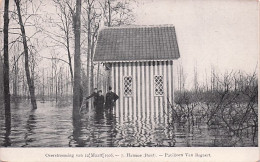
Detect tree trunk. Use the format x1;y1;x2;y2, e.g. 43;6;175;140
51;61;53;98
13;56;17;100
107;0;112;88
4;0;11;133
0;57;4;102
97;63;100;88
86;5;91;98
15;0;37;109
108;0;111;27
90;32;96;93
55;67;58;102
90;61;94;93
73;0;82;121
66;34;73;84
86;53;90;97
42;69;45;101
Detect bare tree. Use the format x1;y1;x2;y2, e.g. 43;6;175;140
45;0;74;84
42;68;45;101
3;0;11;133
73;0;82;119
84;0;93;97
14;0;37;109
193;61;198;92
99;0;135;27
12;55;19;101
0;56;4;102
81;0;101;97
98;0;135;88
176;63;186;92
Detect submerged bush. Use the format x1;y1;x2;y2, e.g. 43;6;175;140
168;70;258;146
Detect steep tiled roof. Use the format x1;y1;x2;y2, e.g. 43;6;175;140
93;25;180;62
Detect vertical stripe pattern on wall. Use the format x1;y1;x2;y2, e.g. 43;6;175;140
115;63;119;117
171;61;174;104
133;62;137;119
119;62;123;123
150;62;154;117
108;61;174;121
146;62;150;118
168;61;172;106
137;62;141;119
141;62;145;120
122;62;127;119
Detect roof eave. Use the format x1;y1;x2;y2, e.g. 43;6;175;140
93;58;180;63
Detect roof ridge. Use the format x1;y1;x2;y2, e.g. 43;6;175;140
101;24;175;30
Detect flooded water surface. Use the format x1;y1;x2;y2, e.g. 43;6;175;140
0;101;257;147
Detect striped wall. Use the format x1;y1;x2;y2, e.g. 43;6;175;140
109;61;175;120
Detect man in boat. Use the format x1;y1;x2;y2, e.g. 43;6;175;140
105;86;119;112
85;88;98;108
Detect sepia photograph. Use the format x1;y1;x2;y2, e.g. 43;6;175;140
0;0;259;161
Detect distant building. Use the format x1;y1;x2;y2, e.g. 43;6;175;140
93;25;180;115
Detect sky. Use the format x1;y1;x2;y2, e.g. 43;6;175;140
132;0;258;87
0;0;258;89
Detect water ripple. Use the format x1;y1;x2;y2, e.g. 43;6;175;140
0;101;256;147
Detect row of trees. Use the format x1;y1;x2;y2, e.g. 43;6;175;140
1;0;135;127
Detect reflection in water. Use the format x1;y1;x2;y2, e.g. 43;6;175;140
2;101;13;147
23;110;37;147
71;117;85;147
0;101;257;147
95;106;105;125
105;110;117;147
3;123;11;147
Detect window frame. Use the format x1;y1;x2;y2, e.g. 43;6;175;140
154;75;164;97
123;75;133;97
